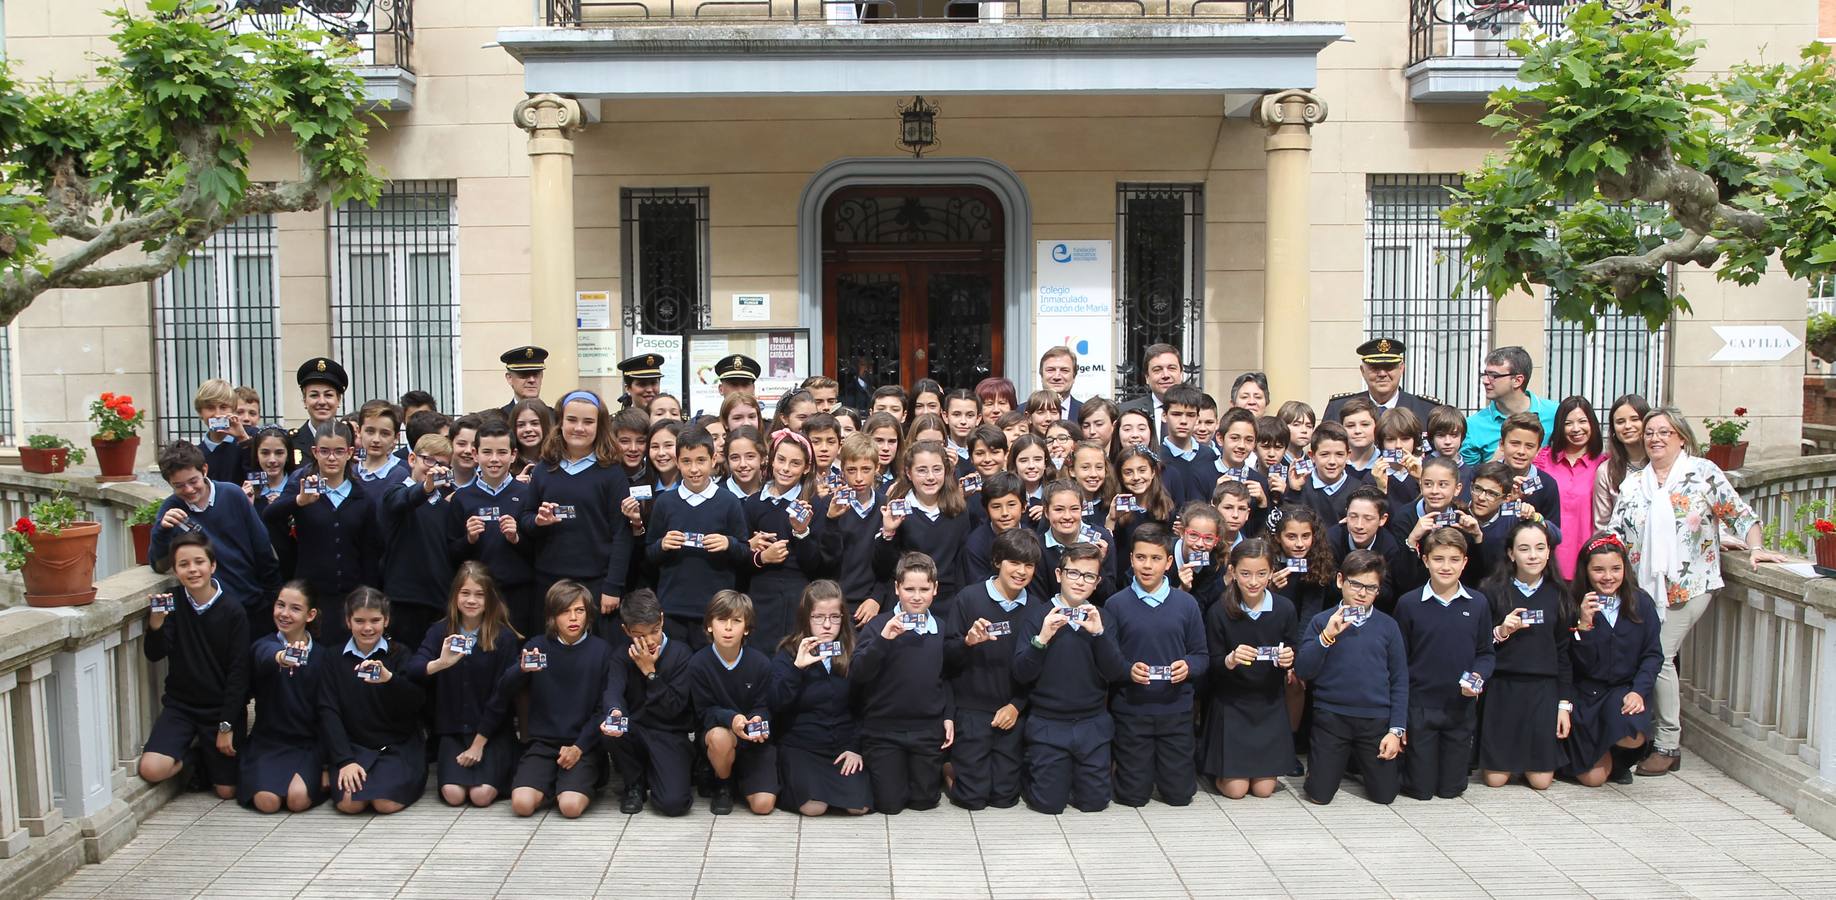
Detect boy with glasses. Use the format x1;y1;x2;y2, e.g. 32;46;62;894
1296;549;1408;805
1463;346;1559;466
1013;543;1128;813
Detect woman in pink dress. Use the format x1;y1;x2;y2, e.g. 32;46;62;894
1534;395;1607;579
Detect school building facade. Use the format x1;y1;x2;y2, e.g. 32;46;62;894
0;0;1824;461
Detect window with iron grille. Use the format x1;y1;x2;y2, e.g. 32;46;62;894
1115;184;1204;403
0;326;14;444
620;188;710;341
153;214;281;443
1544;299;1667;410
1365;175;1489;412
330;180;460;413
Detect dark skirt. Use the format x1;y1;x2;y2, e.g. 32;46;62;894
1479;674;1560;774
434;732;518;791
345;740;428;807
778;744;872;811
748;570;808;654
1199;692;1294;780
237;734;327;808
1562;682;1652;774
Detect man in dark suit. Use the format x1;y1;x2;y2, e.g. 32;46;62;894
838;354;874;412
1119;342;1187;442
1039;345;1082;421
498;345;548;418
1321;337;1443;425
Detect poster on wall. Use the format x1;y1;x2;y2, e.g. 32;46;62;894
1033;240;1115;399
576;291;612;330
685;329;811;419
631;333;685;400
577;331;618;378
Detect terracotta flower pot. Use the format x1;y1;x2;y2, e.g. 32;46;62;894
131;522;153;566
20;521;100;607
1816;535;1836;570
18;446;69;474
1704;441;1748;471
91;435;140;482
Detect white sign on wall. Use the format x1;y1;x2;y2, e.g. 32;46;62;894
631;333;685;401
1034;240;1115;399
732;293;770;322
1710;325;1801;362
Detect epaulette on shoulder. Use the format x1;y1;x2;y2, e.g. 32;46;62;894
1327;391;1359;401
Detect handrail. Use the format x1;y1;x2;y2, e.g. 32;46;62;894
1406;0;1665;68
210;0;415;71
545;0;1292;24
1725;454;1836;545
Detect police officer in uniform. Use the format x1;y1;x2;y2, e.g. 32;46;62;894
291;357;349;456
617;353;665;410
692;353;760;418
1321;338;1443;423
499;345;548;418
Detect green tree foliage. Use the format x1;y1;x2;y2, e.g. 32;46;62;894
1444;2;1836;331
0;0;381;323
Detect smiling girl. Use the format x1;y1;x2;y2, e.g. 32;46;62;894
521;390;636;630
876;441;975;610
769;581;870;816
1478;521;1573;791
408;562;522;808
1201;538;1298;799
744;430;834;651
322;588;427;814
241;581;326;813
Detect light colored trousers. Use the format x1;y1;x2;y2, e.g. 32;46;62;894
1654;591;1712;752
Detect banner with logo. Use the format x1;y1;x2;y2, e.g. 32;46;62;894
1034;240;1115;400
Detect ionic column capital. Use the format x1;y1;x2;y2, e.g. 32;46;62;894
1252;89;1328;152
515;93;584;156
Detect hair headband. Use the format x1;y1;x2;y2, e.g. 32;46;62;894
560;390;601;409
771;428;812;456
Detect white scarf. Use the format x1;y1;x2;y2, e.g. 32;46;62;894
1635;451;1690;621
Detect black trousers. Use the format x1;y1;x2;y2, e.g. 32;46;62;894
609;724;696;816
387;603;440;649
861;724;944;815
1111;712;1197;807
947;710;1023;810
1402;704;1477;800
501;582;539;643
662;613;711;651
1022;713;1113;814
1306;709;1399;805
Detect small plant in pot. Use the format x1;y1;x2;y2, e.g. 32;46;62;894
2;493;101;606
1768;500;1836;573
1702;407;1751;471
19;434;86;474
89;392;147;482
129;499;161;567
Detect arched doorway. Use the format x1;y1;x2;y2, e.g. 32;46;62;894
821;185;1005;391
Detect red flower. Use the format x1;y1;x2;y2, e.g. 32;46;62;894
99;392;115;404
14;516;34;535
1817;520;1835;535
1733;407;1748;417
116;404;136;419
116;394;134;406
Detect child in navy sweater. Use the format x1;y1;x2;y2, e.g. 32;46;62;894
608;589;698;816
140;534;251;800
1478;520;1574;792
648;425;749;647
321;589;427;815
1200;538;1299;800
743;431;833;652
407;562;523;809
829;433;889;626
520;390;637;626
1296;549;1408;805
261;421;382;648
1034;480;1118;605
378;433;458;645
874;442;976;608
1012;543;1128;814
151;441;283;636
1103;522;1209;807
688;591;779;815
1289;421;1368;526
1565;534;1663;786
1157;385;1219;506
1392;529;1495;801
483;581;622;819
943;528;1043;810
194;378;249;485
451;420;539;638
962;471;1026;586
852;552;954;815
241;582;327;813
768;581;871;816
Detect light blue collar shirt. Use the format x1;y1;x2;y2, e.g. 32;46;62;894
356;454;402;482
185;481;219;514
344;635;391;659
189;579;225;613
717;647;745;671
1513;577;1543;598
474;475;512;497
1311;471;1350;495
1162;437;1197;462
321;477;354;509
899;609;940;635
985;578;1025;613
1426;583;1472;607
559;455;596;476
724;477;752;499
1243;590;1273;620
1132;578;1171;608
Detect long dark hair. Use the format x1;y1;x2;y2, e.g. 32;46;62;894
1220;537;1279;620
1273;505;1336;587
779;580;854;676
1551;395;1603;459
1605;393;1651;491
306;421;356;480
245;425;297;480
1569;532;1644;625
1481;519;1573;624
1114;446;1175;525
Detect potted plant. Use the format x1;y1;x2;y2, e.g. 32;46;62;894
1768;500;1836;572
1702;407;1750;471
129;499;161;566
89;391;146;482
2;494;100;607
18;434;86;474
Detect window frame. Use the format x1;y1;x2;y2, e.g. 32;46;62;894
1115;182;1206;403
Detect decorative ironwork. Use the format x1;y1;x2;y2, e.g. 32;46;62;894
621;188;711;339
330;180;460;414
213;0;414;70
1408;0;1664;68
1364;175;1489;412
153;214;281;444
926;272;996;389
546;0;1290;24
830;195;996;246
1115;184;1204;403
897;96;939;159
0;327;14;445
835;272;906;389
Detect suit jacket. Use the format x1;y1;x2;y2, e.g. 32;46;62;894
1321;389;1442;426
1062;395;1082;423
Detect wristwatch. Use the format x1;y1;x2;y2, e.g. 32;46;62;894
218;721;233;734
1557;700;1575;712
1387;727;1406;739
1030;635;1048;650
645;670;659;681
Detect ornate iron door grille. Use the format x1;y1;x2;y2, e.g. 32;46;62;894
330;180;460;414
1116;184;1204;403
152;213;282;443
1365;174;1489;412
620;188;712;342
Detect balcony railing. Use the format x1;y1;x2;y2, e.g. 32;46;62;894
214;0;414;71
1407;0;1662;68
545;0;1292;25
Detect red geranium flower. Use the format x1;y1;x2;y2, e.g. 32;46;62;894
14;516;34;535
117;394;134;406
1734;407;1748;417
99;392;115;404
116;404;136;419
1817;519;1835;535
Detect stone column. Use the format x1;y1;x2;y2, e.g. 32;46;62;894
515;94;586;391
1251;89;1328;406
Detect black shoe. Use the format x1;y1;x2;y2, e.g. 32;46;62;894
710;779;733;815
1288;761;1306;778
621;783;647;815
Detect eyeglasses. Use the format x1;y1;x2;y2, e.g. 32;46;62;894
1060;569;1101;584
1478;370;1517;383
314;447;350;457
1046;434;1075;444
809;613;843;624
1643;429;1678;440
1342;578;1381;596
1471;485;1504;500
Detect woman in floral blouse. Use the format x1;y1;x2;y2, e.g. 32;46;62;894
1606;407;1783;776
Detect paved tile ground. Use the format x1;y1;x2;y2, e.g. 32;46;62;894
48;762;1836;899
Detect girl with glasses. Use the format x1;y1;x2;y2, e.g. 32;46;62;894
769;580;870;816
261;421;381;648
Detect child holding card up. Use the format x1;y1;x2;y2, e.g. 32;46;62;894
687;591;780;815
1296;550;1408;805
851;552;954;815
943;528;1043;810
1200;538;1299;799
1103;523;1209;808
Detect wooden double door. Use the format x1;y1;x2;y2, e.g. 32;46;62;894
821;185;1004;391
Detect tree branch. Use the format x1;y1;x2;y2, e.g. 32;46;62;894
1574;229;1723;299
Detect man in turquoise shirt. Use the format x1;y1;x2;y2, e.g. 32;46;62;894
1461;346;1558;466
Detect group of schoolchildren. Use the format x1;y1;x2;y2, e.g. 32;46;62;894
134;347;1667;822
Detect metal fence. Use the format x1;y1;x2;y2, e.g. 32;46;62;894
1543;297;1666;410
549;0;1291;24
330;180;461;413
152;215;282;444
0;327;14;444
1365;175;1489;412
621;188;712;346
1115;183;1205;403
213;0;415;70
1407;0;1663;68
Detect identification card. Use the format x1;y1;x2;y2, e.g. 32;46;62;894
1220;466;1249;482
1082;499;1100;517
1079;525;1102;545
1500;500;1522;518
1268;464;1289;484
1378;449;1405;463
835;487;857;504
959;473;982;494
1255;645;1283;662
301;475;322;494
1434;509;1461;527
476;506;500;520
520;647;548;671
985;620;1012;637
244;477;264;493
823;471;844;490
1186;550;1211;567
207;416;232;432
1294;458;1316;477
1343;604;1373;627
357;661;384;683
149;592;176;614
1520;609;1546;625
552;504;578;521
1520;472;1544;494
446;634;476;655
176;517;204;534
816;640;843;658
888;499;910;517
682;532;707;549
1459;672;1486;694
1146;665;1174;681
1114;493;1145;514
630;484;654;502
602;713;630;735
1061;606;1090;629
744;720;771;739
1285;556;1309;573
898;612;927;631
788;501;812;525
432;470;455;489
282;644;309;666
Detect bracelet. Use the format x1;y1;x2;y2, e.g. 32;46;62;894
1319;632;1336;649
1493;625;1509;643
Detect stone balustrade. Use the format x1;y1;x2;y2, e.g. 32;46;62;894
0;469;166;608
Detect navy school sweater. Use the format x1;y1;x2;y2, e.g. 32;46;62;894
406;619;524;738
645;488;750;620
1010;601;1129;719
1486;578;1574;700
262;473;384;605
1202;592;1301;701
1294;469;1370;526
616;635;696;733
480;632;621;749
766;648;860;756
1511;464;1564;531
1471;511;1565;586
247;632;329;743
1159;442;1220;507
150;482;281;610
743;492;836;591
1295;606;1409;730
873;505;975;601
1326;524;1418;615
144;585;251;724
851;611;954;732
1569;590;1663;697
448;478;537;588
1102;583;1210;716
1392;585;1496;711
378;479;456;610
687;645;774;734
942;580;1035;714
960;520;999;586
317;639;425;766
199;435;247;486
1027;528;1119;607
516;461;635;597
828;485;888;607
